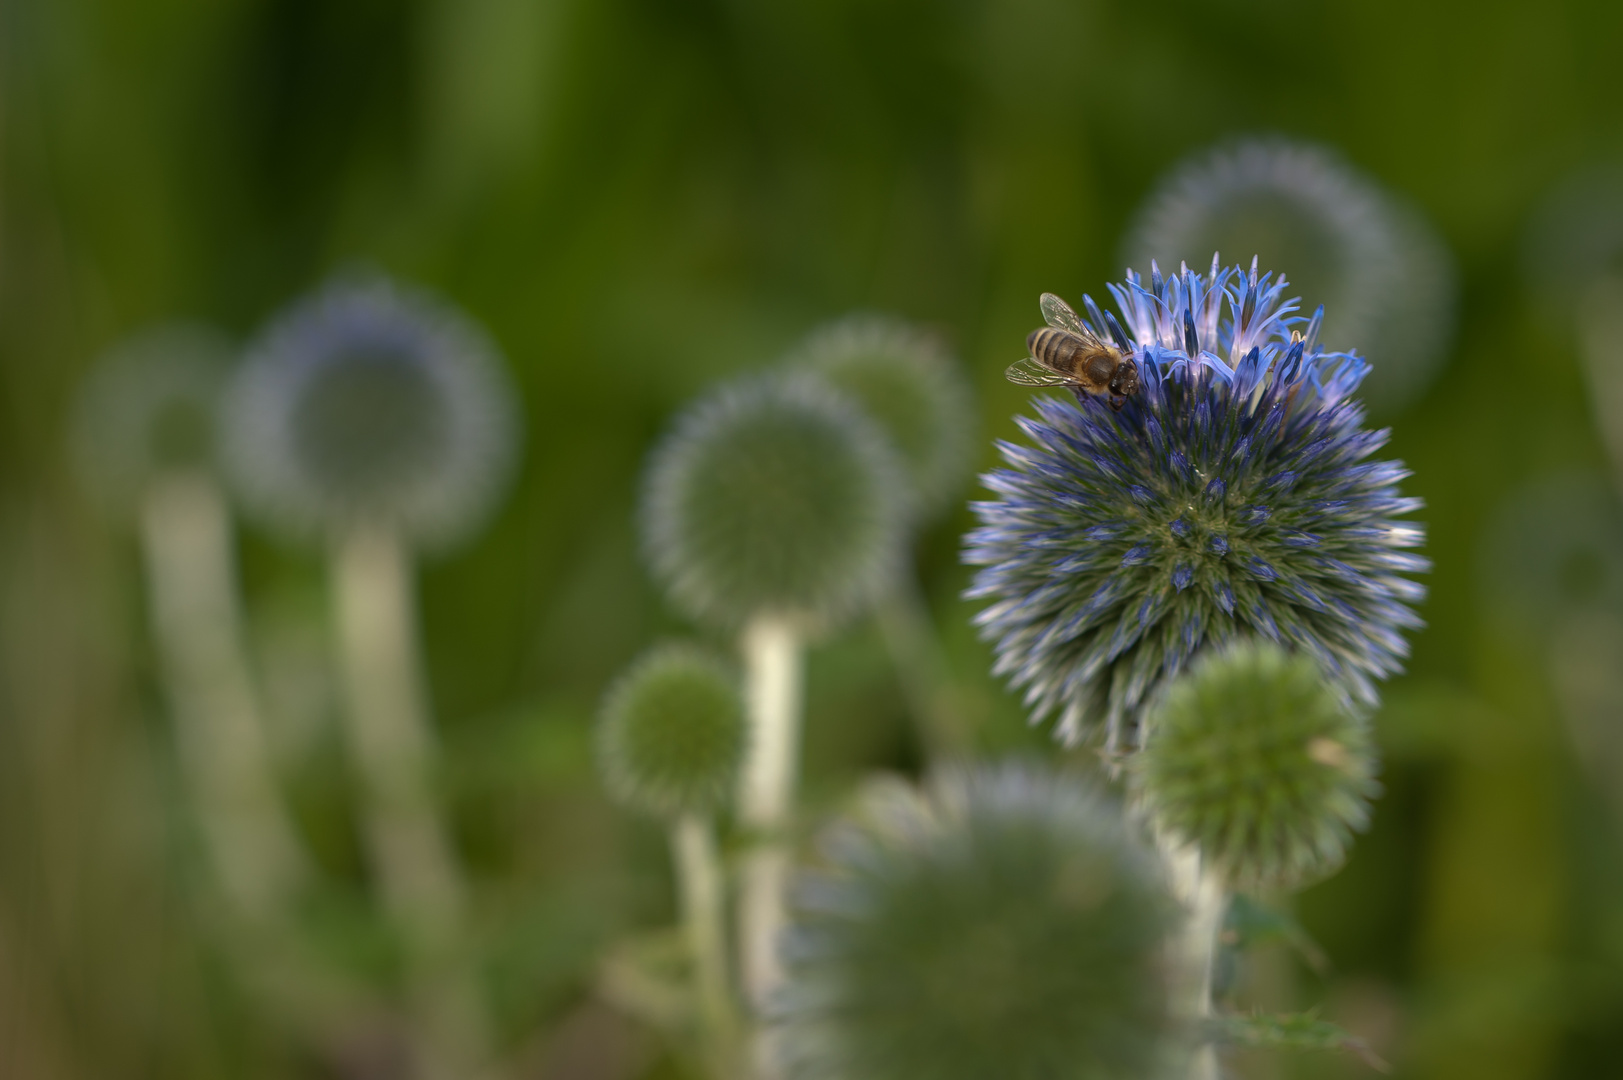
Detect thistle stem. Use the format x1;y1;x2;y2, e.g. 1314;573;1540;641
331;524;490;1079
140;473;311;921
736;616;803;1017
673;813;738;1077
874;574;969;762
1163;838;1226;1080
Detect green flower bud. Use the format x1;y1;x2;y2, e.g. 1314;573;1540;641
775;764;1176;1079
1136;641;1379;893
597;644;748;819
71;323;232;510
791;315;975;522
641;374;905;630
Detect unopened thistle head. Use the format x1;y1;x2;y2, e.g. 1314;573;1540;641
790;315;976;523
965;260;1427;752
641;374;905;630
71;323;233;510
774;763;1175;1080
597;643;748;819
1136;641;1378;893
223;274;520;549
1125;139;1456;414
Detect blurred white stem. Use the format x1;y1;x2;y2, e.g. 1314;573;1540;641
736;616;803;1020
331;525;490;1079
1163;838;1226;1080
875;574;968;762
1580;277;1623;494
673;813;737;1076
140;473;310;922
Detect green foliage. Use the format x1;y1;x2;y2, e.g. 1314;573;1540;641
791;315;975;522
1204;1011;1390;1072
775;765;1176;1080
1137;641;1379;892
596;644;747;819
641;375;905;629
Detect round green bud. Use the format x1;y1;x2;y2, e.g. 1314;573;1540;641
71;323;233;511
596;643;747;819
641;374;905;629
1136;641;1379;893
775;764;1176;1080
790;316;975;523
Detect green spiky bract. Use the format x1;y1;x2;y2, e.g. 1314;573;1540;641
775;764;1176;1080
597;644;748;819
1137;641;1378;893
792;315;975;521
641;374;904;630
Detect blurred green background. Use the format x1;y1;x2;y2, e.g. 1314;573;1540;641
3;0;1623;1077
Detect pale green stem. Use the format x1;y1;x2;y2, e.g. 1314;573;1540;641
673;813;738;1078
1162;837;1226;1080
736;616;803;1042
875;573;969;762
1579;277;1623;492
331;525;492;1080
140;472;312;922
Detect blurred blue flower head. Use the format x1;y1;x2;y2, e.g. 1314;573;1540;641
965;259;1427;751
225;274;520;549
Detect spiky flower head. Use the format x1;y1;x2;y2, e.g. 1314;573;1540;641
597;643;748;819
641;374;905;631
1124;139;1456;414
774;763;1176;1080
223;274;520;550
1135;640;1378;893
789;315;976;523
71;323;233;511
965;260;1427;752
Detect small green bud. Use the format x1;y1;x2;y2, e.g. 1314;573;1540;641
791;316;975;522
775;764;1176;1079
641;374;904;629
1136;641;1379;893
597;644;747;819
71;323;232;510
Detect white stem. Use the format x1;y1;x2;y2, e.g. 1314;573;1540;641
736;616;803;1018
1163;838;1226;1080
673;814;737;1076
331;525;490;1079
875;575;969;762
140;474;311;922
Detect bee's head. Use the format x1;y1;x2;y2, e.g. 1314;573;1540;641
1110;357;1141;398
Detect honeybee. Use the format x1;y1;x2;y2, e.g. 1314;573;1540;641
1006;293;1140;410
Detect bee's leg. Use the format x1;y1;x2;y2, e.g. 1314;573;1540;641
1109;395;1126;411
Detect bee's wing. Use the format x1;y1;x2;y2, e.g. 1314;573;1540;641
1040;293;1093;339
1005;356;1076;386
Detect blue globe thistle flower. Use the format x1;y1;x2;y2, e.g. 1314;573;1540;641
1125;139;1456;415
224;275;521;550
965;260;1427;752
773;763;1176;1080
